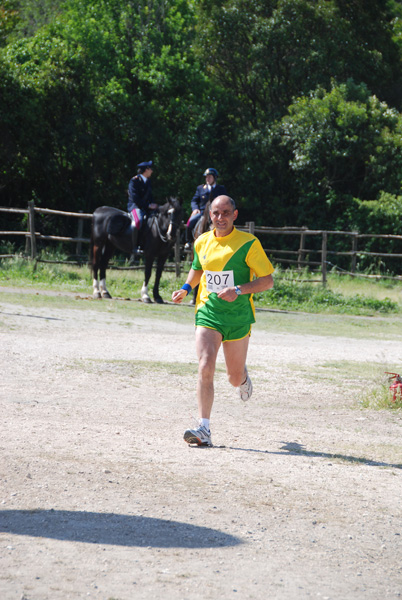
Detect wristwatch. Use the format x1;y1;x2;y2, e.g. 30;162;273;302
234;285;242;296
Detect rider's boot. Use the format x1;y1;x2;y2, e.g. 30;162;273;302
129;224;139;265
184;227;192;252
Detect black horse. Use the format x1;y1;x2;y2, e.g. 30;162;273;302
91;198;182;303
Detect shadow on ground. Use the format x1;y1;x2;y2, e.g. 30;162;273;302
0;310;64;321
219;442;402;470
0;509;242;549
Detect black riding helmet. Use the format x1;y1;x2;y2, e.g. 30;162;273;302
203;167;218;178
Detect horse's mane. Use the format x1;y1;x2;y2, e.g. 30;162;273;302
160;197;181;210
147;197;182;233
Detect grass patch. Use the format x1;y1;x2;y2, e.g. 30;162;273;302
358;369;402;410
285;360;399;387
2;287;402;340
254;310;402;340
293;360;399;382
256;269;400;315
285;361;402;412
0;289;197;331
1;255;402;315
70;358;198;378
0;255;89;292
327;273;402;303
68;358;231;379
286;360;381;386
359;382;402;410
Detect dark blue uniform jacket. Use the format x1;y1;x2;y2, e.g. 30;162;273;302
191;184;227;213
127;175;153;212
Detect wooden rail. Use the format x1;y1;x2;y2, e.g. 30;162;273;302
238;222;402;283
1;203;402;284
0;202;92;259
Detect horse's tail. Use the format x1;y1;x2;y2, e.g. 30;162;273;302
89;215;95;275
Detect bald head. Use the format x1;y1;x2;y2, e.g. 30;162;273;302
211;195;236;211
209;195;238;237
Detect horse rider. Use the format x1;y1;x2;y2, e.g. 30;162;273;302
127;160;159;251
184;167;227;251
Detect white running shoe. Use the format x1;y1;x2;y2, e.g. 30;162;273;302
237;367;253;401
183;425;212;447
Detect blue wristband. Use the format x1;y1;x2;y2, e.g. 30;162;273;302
181;283;192;295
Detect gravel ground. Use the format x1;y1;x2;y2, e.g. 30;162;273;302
0;289;401;600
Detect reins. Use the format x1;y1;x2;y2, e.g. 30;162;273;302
153;214;169;243
150;207;177;243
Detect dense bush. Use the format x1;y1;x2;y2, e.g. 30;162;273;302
1;0;402;257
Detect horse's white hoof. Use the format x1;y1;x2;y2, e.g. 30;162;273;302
93;291;102;299
101;291;112;299
142;297;152;304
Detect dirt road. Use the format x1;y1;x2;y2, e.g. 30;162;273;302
1;290;401;599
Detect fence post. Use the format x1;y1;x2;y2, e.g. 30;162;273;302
351;232;358;273
28;200;37;259
248;221;255;235
25;204;30;255
76;211;84;256
321;231;327;285
298;227;307;269
175;229;181;278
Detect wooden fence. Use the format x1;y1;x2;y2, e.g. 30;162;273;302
1;201;402;284
241;223;402;283
0;201;92;260
0;201;183;277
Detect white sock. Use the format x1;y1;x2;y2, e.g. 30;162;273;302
200;418;210;431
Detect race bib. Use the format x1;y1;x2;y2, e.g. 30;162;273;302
205;270;234;293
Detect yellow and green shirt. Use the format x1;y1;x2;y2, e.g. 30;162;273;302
192;227;274;327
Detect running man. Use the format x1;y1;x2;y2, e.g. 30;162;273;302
172;195;274;447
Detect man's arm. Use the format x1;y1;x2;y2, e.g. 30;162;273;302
217;274;274;303
172;268;203;304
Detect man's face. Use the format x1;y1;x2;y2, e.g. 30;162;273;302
205;174;215;186
209;197;238;236
143;167;153;178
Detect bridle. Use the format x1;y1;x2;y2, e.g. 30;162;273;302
152;203;180;243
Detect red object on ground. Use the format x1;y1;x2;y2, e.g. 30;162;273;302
385;372;402;402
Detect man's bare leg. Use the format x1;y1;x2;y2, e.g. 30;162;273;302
222;335;250;387
195;326;222;419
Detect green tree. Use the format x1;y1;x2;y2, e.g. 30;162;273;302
0;1;20;46
280;82;402;229
0;0;216;217
196;0;402;125
3;0;402;241
191;0;402;230
0;0;67;46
